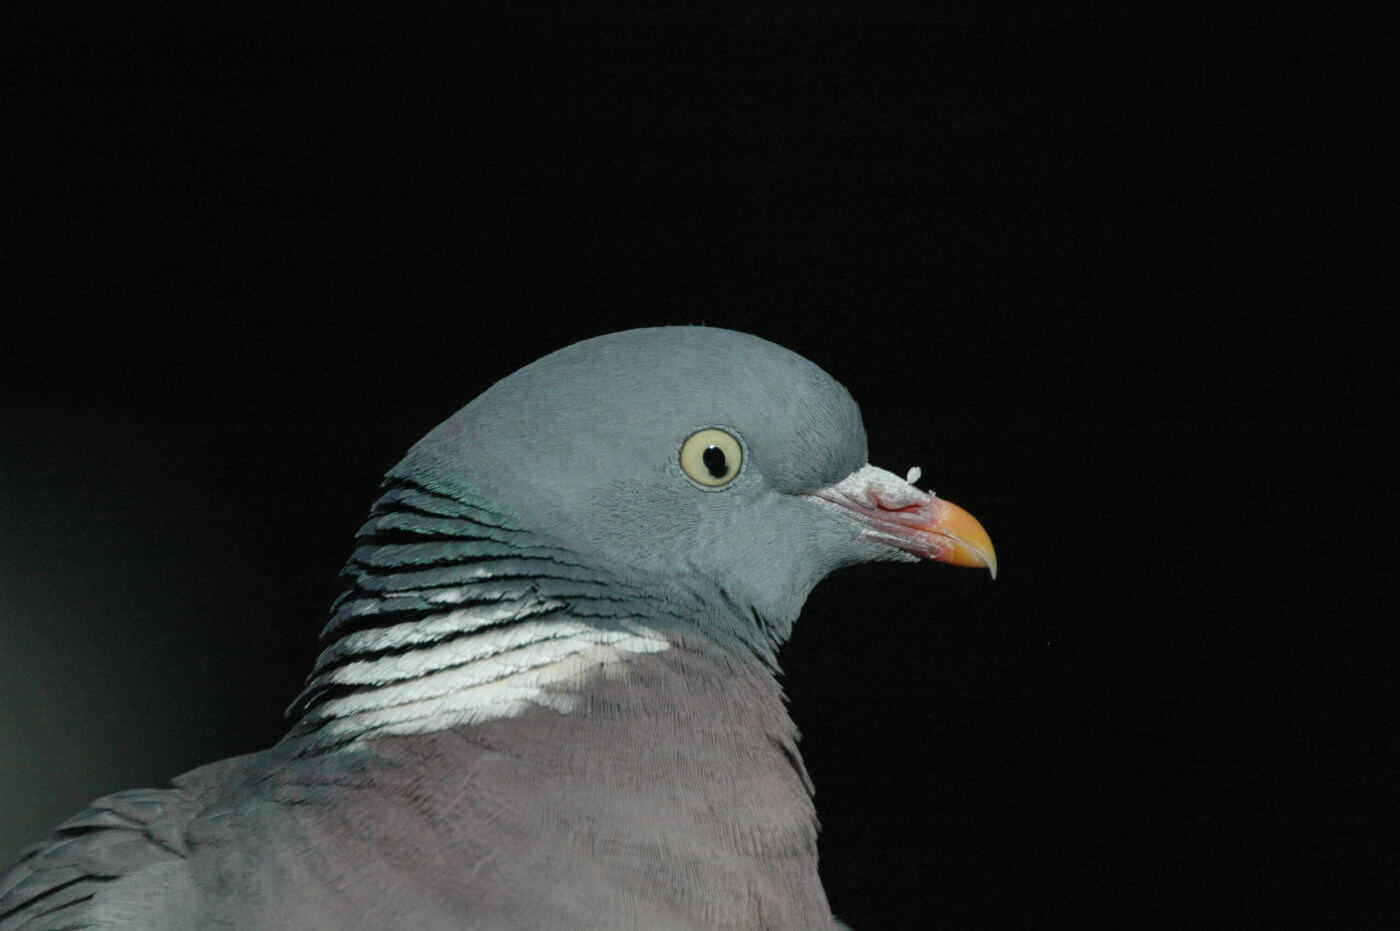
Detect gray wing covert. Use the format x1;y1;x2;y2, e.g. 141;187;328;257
0;788;194;931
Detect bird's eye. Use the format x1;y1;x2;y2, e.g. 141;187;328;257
680;429;743;488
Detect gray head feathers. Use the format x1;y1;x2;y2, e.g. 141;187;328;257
382;326;876;657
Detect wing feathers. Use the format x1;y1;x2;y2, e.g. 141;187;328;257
0;790;190;931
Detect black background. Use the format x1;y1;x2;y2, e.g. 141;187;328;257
1;3;1392;927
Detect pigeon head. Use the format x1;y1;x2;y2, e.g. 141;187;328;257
1;326;996;931
388;326;994;660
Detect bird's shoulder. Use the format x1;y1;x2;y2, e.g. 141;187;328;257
0;783;202;931
0;750;304;931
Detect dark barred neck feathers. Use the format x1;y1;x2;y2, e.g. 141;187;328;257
285;478;772;751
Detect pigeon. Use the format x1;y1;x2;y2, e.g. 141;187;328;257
0;326;994;930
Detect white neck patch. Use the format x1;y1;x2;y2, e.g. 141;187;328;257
298;608;670;746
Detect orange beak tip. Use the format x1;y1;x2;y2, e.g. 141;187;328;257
929;498;998;580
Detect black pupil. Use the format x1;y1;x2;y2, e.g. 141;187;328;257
702;445;728;478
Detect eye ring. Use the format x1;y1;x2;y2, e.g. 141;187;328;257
679;429;743;488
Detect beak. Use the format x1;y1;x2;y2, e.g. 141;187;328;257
803;464;997;579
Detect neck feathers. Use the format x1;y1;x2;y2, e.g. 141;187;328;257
287;479;702;749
